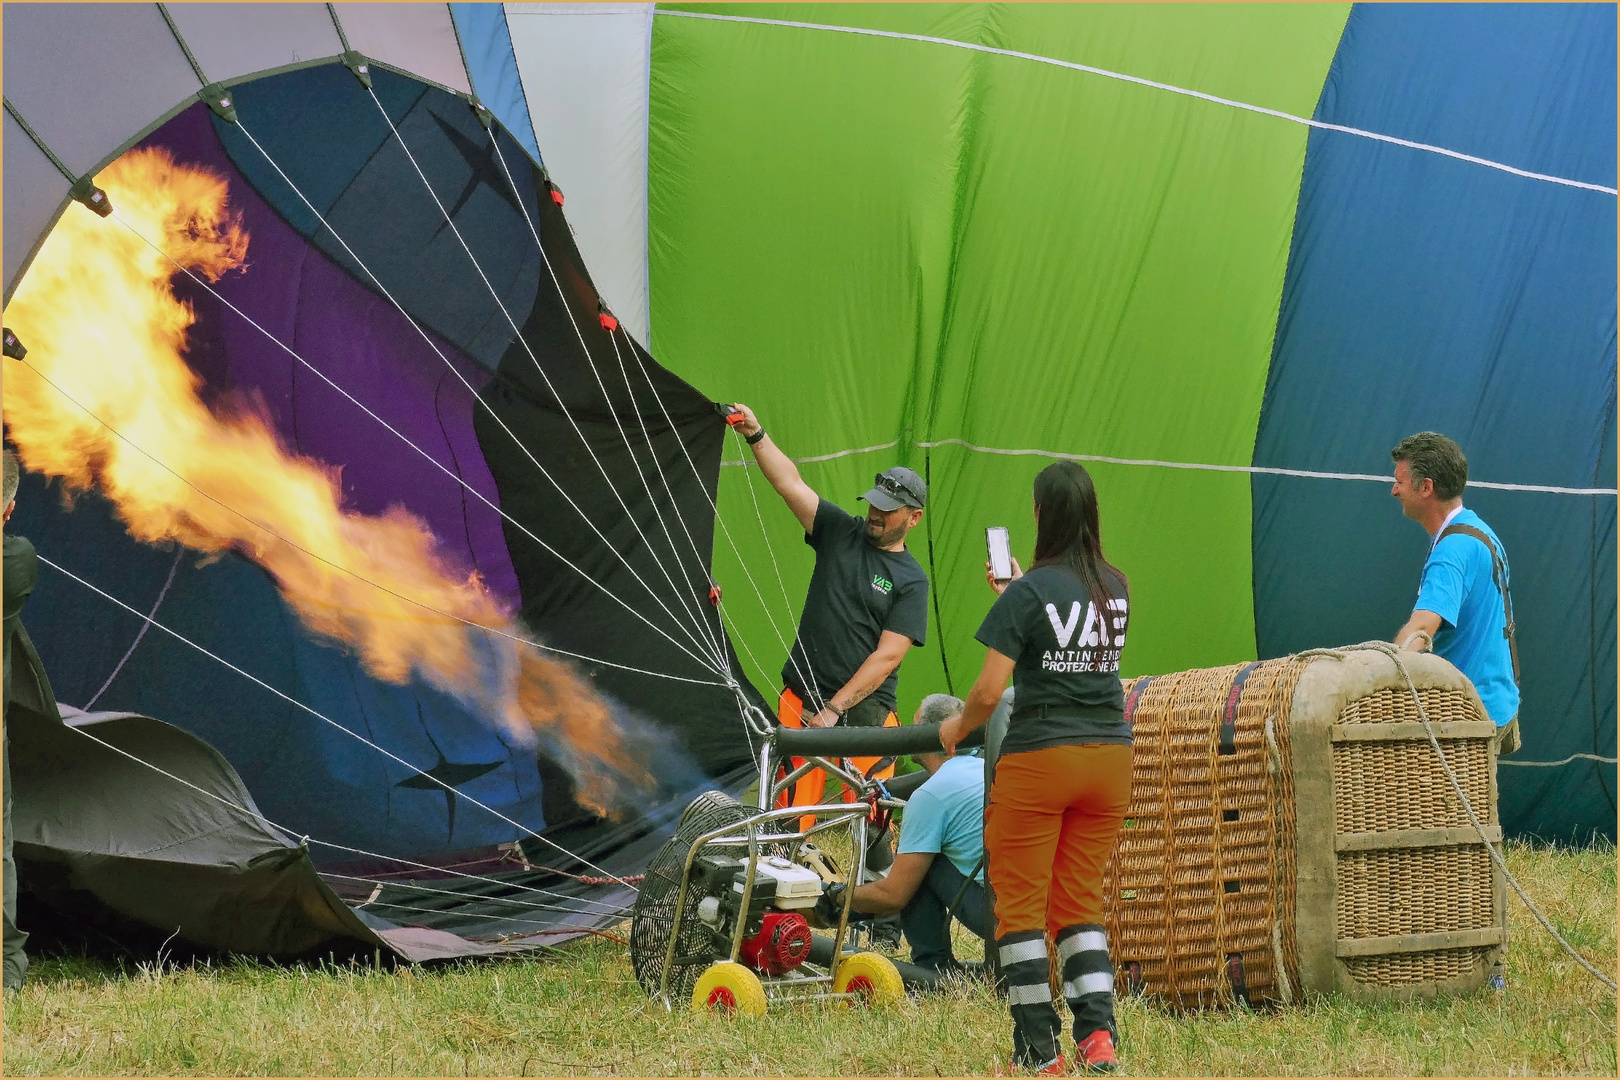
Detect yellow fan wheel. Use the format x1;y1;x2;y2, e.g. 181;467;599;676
691;961;768;1017
833;952;905;1007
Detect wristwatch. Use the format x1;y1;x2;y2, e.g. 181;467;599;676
827;702;848;721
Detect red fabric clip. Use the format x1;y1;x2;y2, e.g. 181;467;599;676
549;186;565;206
599;311;619;332
707;585;723;606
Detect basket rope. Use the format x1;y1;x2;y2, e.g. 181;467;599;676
1297;641;1617;994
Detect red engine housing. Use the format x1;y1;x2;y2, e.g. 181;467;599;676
739;911;813;975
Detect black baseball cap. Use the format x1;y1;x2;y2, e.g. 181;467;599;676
861;466;927;511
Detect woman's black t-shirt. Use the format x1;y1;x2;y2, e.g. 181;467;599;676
974;563;1130;754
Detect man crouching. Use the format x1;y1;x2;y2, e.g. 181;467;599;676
814;694;988;973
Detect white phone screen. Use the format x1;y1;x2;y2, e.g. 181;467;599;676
986;526;1013;582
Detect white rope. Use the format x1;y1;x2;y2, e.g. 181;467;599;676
912;438;1618;497
229;124;725;675
82;546;182;710
590;327;833;712
60;719;630;916
723;436;1616;497
334;897;604;936
38;555;636;888
718;440;901;468
10;352;727;691
657;9;1618;197
1298;641;1617;993
298;840;628;915
1499;752;1618;768
474;133;733;674
317;871;630;919
106;212;720;682
600;325;827;715
727;424;830;715
360;92;727;671
101;213;709;676
603;329;731;656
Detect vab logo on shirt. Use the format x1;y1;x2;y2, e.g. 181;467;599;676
871;574;894;595
1044;598;1129;649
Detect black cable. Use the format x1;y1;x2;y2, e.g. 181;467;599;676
923;450;955;697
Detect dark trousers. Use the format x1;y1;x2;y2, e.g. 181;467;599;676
900;855;989;971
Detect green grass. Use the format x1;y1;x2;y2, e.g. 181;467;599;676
3;842;1614;1076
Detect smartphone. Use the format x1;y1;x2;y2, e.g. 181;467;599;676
986;526;1013;583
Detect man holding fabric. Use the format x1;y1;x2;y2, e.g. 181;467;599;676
725;404;929;820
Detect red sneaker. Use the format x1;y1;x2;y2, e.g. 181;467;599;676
1076;1031;1117;1073
996;1053;1067;1076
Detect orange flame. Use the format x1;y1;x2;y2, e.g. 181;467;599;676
2;148;648;815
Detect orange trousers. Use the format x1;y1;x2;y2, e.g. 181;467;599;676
775;687;899;833
986;743;1133;938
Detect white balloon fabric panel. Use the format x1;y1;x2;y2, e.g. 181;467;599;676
2;3;201;178
165;3;346;85
2;111;72;299
332;3;472;95
505;3;654;346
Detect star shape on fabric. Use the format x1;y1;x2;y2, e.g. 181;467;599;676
427;109;527;238
397;749;505;845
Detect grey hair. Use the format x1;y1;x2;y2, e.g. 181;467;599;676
2;449;18;507
915;693;965;727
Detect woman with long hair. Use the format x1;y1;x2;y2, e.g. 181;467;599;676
939;460;1132;1074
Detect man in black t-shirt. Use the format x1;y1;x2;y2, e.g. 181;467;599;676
727;405;929;820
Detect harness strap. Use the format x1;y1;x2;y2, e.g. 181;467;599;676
1436;523;1520;685
1219;663;1261;756
1123;675;1156;725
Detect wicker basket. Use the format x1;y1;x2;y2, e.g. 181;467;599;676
1104;649;1504;1007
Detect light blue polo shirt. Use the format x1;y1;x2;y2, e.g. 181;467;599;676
897;754;986;881
1414;507;1519;725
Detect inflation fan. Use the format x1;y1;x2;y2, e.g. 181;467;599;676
628;789;904;1015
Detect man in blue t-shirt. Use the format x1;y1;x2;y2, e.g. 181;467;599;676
1390;432;1520;748
814;694;988;972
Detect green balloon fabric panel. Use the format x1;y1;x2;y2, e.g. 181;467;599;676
649;3;1349;717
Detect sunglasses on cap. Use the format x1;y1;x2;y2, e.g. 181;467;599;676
872;472;923;506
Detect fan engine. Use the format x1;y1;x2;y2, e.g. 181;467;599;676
691;853;821;974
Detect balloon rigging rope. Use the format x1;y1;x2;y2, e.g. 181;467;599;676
725;422;831;715
54;716;633;919
319;871;630;921
603;318;829;718
1297;642;1617;993
82;545;184;711
229;122;723;675
105;216;719;682
107;224;718;684
355;92;728;673
37;553;638;888
483;129;829;717
596;328;730;667
12;352;724;691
